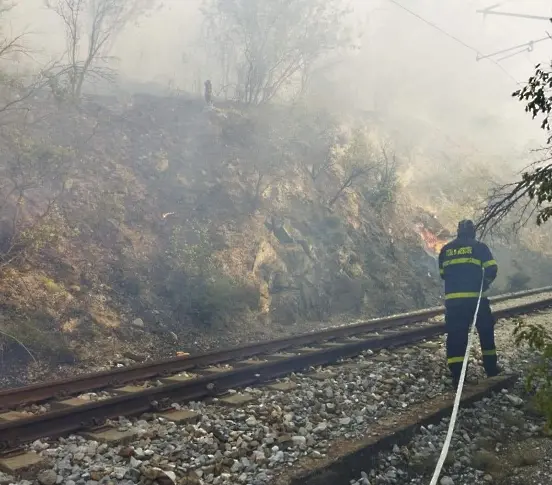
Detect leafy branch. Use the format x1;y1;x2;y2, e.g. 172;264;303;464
513;317;552;429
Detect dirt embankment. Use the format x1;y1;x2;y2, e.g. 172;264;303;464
0;94;546;385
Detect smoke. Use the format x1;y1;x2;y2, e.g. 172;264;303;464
7;0;552;160
313;0;551;158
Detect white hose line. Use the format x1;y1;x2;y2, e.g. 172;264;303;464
429;271;486;485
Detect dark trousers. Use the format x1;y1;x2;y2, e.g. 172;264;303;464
445;298;498;382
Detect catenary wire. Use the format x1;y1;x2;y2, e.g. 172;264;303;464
387;0;521;85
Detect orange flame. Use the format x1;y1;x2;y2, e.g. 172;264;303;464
414;224;451;256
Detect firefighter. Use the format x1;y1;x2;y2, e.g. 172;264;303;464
204;80;213;106
438;219;500;386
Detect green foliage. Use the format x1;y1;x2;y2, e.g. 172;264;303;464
522;162;552;226
181;275;259;326
0;132;77;263
514;62;552;141
0;130;76;264
39;276;65;294
478;57;552;232
93;191;126;228
0;314;75;364
513;317;552;429
165;223;259;326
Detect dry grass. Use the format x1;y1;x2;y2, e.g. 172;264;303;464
0;94;548;382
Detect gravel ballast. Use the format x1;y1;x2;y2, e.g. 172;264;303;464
349;387;552;485
349;310;552;485
0;305;550;485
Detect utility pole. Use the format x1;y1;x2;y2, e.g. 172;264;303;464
476;37;550;62
475;5;551;62
476;5;551;22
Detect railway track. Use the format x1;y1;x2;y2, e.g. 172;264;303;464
0;287;551;453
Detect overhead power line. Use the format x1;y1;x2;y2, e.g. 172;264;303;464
386;0;520;85
476;5;552;65
387;0;479;54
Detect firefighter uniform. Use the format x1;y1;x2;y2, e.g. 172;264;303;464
438;220;499;385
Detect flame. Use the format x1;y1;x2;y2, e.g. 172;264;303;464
414;223;451;257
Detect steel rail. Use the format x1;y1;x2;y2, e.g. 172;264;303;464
0;310;439;410
488;286;552;302
0;294;550;451
0;286;551;411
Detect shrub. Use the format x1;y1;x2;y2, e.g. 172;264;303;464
189;276;259;326
165;272;259;327
363;152;399;213
40;276;64;294
513;318;552;429
18;204;77;257
165;223;260;326
0;315;75;365
506;271;531;293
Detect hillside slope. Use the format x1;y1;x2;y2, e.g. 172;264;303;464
0;93;547;382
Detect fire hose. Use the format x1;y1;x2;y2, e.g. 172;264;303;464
429;269;486;485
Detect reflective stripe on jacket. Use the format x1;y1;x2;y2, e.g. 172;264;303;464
438;237;497;302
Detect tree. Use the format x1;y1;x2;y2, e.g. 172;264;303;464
328;128;377;207
45;0;159;101
0;1;28;62
477;42;552;234
200;0;353;105
364;146;399;212
0;2;52;118
477;24;552;432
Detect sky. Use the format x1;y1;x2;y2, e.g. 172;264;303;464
6;0;552;156
344;0;552;151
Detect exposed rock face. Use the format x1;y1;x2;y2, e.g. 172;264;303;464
246;205;441;324
0;97;445;346
8;93;552;376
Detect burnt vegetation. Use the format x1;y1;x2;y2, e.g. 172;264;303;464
0;0;418;370
0;0;549;381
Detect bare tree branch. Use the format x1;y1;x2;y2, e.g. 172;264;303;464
201;0;352;105
475;53;552;234
476;154;552;237
45;0;159;101
329;166;371;207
